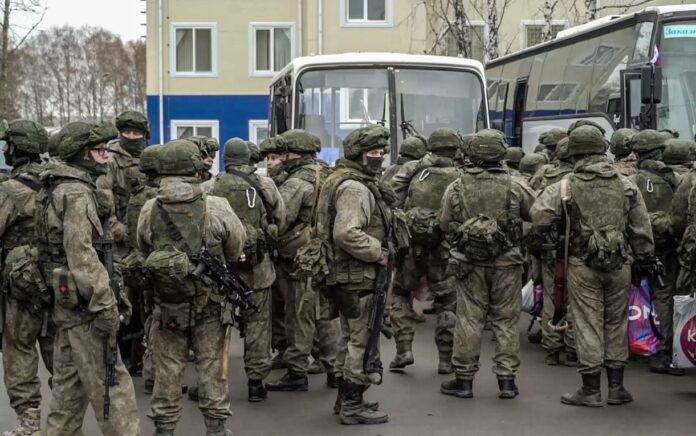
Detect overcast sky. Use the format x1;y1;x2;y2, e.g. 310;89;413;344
15;0;145;41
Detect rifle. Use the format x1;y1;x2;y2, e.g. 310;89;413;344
363;237;395;385
102;336;117;419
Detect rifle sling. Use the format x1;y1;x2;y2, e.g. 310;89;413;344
227;169;276;224
154;199;195;258
11;175;41;192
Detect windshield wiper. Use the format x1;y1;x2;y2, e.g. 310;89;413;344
399;94;420;139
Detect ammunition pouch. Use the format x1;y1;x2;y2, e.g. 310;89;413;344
144;250;197;303
4;245;52;315
52;266;82;310
327;258;376;286
157;301;194;333
334;288;362;319
455;215;511;263
278;225;312;260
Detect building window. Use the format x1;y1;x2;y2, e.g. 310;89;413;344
170;23;217;76
341;0;393;27
250;23;296;77
521;20;568;48
441;23;487;62
170;120;220;174
248;120;270;144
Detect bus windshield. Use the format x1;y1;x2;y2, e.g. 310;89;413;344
0;140;9;171
658;22;696;139
296;67;484;165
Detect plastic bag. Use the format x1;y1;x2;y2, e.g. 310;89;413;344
521;280;543;316
672;294;696;368
627;279;661;356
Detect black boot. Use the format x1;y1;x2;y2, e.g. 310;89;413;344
144;379;154;395
440;378;473;399
606;367;633;405
248;379;267;402
334;377;379;415
497;378;519;399
560;373;602;407
265;371;308;392
650;351;686;376
270;353;287;370
545;351;560;366
326;372;339;389
339;382;388;425
564;350;578;367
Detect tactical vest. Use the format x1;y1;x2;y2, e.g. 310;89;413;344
404;164;459;245
568;170;628;271
112;151;144;222
2;169;41;250
126;182;159;251
286;163;331;226
541;163;573;188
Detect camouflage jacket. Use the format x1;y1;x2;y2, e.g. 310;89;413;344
97;141;145;225
387;153;458;207
612;157;639;177
530;161;573;191
0;162;43;251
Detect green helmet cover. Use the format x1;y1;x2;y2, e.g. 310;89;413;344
467;129;507;163
115;110;151;139
58;121;118;160
554;137;571;161
399;135;427;160
538;128;567;149
610;128;637;157
428;128;462;151
630;129;667;154
158;139;205;176
663;139;694;165
342;125;390;160
247;141;261;164
259;136;286;156
139;144;162;174
567;119;606;136
504;147;525;164
566;125;608;157
519;153;547;175
223;137;250;167
281;129;321;153
6;119;48;154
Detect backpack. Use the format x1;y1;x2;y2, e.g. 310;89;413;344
404;164;459;246
454;169;517;262
569;170;628;272
632;169;674;241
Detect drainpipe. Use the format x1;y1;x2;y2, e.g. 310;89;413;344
158;0;164;142
318;0;323;54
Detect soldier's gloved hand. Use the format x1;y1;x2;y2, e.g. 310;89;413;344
112;221;129;244
93;305;121;337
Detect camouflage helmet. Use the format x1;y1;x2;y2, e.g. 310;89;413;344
663;139;695;165
554;137;571;161
538;128;567;150
247;141;261;164
610;128;637;157
223;137;250;167
115;110;151;139
467;129;507;163
343;125;390;160
533;143;546;153
6;119;48;154
46;129;63;157
660;128;679;139
399;135;427;160
189;136;219;160
158;139;205;176
629;129;667;154
504;147;525;164
281;129;321;153
519;153;547;176
566;125;608;157
259;136;286;156
139;144;162;174
0;119;8;140
567;119;606;136
58;121;118;160
428;128;462;151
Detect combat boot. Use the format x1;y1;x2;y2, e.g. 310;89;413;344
606;367;633;405
545;351;560;366
326;371;339;389
389;341;414;370
560;373;602;407
270;353;287;370
248;379;267;402
423;305;436;315
205;418;233;436
440;378;473;398
497;378;519;399
649;352;686;376
188;386;199;401
153;427;174;436
438;361;453;374
144;378;155;395
564;350;578;367
5;407;40;436
265;371;308;392
334;377;379;415
308;359;325;374
339;382;389;425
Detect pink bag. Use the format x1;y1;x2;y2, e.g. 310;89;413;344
627;279;661;356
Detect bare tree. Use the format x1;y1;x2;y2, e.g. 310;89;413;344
585;0;656;22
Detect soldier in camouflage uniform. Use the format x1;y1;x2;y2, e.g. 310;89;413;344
137;140;245;436
266;129;338;391
189;136;220;183
379;135;427;184
210;138;285;401
387;128;463;375
532;125;654;407
503;147;524;176
538;128;567;162
519;153;546;179
610;128;638;177
663;138;695;177
35;121;140;435
628;130;683;376
530;135;571;191
247;141;262;166
439;129;535;400
0;120;55;436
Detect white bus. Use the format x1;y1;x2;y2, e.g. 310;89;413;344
486;5;696;152
269;53;488;165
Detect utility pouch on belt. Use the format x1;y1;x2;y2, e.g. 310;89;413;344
4;246;51;312
144;250;197;303
158;302;194;332
52;267;79;309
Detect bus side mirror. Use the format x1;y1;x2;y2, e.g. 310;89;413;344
641;65;662;105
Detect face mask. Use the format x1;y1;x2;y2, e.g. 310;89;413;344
120;137;146;157
363;156;384;175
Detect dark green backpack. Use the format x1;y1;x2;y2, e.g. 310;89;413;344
404;165;459;245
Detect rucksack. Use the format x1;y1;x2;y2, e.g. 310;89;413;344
632;169;674;240
569;170;628;272
404;164;459;246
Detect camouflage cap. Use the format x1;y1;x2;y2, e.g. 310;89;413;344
139;144;162;174
663;139;695;165
247;141;261;164
399;135;427;160
630;129;667;154
58;121;118;160
343;125;390;160
259;136;286;156
281;129;321;153
504;147;525;164
566;125;607;157
467;129;507;163
519;153;547;175
610;128;637;157
6;119;48;154
223;137;250;167
567;119;606;136
115;110;151;139
158;139;205;176
427;128;462;151
539;128;567;149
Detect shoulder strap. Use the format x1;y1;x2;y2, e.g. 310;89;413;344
154;199;195;257
227;169;275;224
11;175;41;192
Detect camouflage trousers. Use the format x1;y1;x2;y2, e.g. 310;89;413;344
283;277;338;375
540;259;575;352
142;313;155;381
391;248;455;362
46;324;140;436
2;298;55;415
334;291;375;386
242;288;272;381
276;262;295;354
151;308;231;431
567;262;630;375
650;250;679;354
271;278;286;354
452;264;522;380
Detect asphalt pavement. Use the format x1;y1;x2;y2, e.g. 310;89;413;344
1;307;695;435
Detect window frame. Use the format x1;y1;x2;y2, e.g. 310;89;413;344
338;88;389;125
440;20;489;62
170;120;221;174
340;0;394;28
249;22;297;78
169;22;218;77
520;19;569;50
248;119;270;144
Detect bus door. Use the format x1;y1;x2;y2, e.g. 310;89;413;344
511;80;528;147
621;70;643;130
